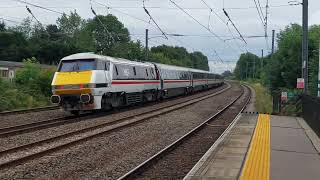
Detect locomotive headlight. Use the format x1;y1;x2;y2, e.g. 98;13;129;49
80;94;91;103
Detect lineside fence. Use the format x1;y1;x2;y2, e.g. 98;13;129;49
301;95;320;137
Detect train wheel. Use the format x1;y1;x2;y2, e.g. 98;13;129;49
70;110;80;116
184;88;188;96
101;96;112;111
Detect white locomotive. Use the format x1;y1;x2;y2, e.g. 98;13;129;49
50;53;223;115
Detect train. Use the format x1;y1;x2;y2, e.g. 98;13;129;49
50;53;224;115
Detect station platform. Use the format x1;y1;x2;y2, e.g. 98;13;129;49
184;113;320;180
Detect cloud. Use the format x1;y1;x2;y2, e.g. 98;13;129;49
1;0;319;72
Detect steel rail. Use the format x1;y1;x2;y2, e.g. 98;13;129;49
0;84;228;137
0;106;59;116
0;83;233;169
118;85;251;180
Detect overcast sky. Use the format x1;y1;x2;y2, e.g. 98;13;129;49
1;0;319;73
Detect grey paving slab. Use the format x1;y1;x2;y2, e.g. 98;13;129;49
271;116;317;154
270;115;320;180
271;150;320;180
270;115;301;128
271;126;317;153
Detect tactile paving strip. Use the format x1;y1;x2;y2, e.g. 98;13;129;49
240;114;270;180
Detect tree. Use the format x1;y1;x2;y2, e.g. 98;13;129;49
0;21;5;32
57;10;85;36
234;52;261;80
150;45;209;70
222;70;233;77
84;14;130;54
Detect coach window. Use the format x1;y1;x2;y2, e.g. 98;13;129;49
145;69;149;77
114;65;119;76
150;68;154;79
105;62;110;71
133;67;137;76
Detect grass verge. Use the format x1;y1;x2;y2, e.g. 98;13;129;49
242;80;273;114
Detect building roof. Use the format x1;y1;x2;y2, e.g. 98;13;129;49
0;61;24;68
0;60;55;69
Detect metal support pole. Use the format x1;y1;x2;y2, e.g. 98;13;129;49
261;49;264;68
253;57;256;79
145;29;149;61
271;30;275;54
318;40;320;97
246;61;248;79
302;0;309;93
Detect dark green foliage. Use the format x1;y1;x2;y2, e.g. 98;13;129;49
0;11;209;70
150;45;209;70
222;70;233;78
234;52;261;80
0;12;211;110
0;58;55;111
234;23;320;96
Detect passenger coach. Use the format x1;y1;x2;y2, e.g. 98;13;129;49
50;53;223;115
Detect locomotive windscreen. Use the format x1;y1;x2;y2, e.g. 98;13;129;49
58;59;96;72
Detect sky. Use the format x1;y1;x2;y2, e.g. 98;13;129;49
1;0;319;73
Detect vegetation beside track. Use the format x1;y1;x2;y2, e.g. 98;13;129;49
0;58;54;111
242;80;273;114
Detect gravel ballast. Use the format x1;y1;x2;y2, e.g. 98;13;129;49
0;84;228;151
0;83;242;179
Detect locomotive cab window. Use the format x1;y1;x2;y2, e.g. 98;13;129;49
58;59;96;72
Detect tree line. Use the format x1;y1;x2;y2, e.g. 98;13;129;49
234;23;320;96
0;11;209;70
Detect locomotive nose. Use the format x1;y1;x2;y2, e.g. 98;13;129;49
51;95;61;104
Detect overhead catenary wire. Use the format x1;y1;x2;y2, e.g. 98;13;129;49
11;0;64;15
169;0;223;42
26;6;41;25
142;0;168;39
90;1;116;43
253;0;266;30
214;50;224;63
222;8;247;44
0;17;21;24
256;0;265;18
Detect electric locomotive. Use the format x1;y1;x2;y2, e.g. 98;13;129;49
50;53;223;115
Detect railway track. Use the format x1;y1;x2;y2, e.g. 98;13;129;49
0;84;229;138
118;85;251;180
0;106;59;116
0;83;234;169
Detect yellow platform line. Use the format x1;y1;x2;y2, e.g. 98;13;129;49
240;114;270;180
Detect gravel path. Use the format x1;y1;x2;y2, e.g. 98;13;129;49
0;84;228;151
0;83;241;179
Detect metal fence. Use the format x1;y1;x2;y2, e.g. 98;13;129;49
302;95;320;137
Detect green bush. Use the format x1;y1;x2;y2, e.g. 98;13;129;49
0;57;55;111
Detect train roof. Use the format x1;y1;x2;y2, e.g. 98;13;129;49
61;53;214;73
61;53;153;67
154;63;212;74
